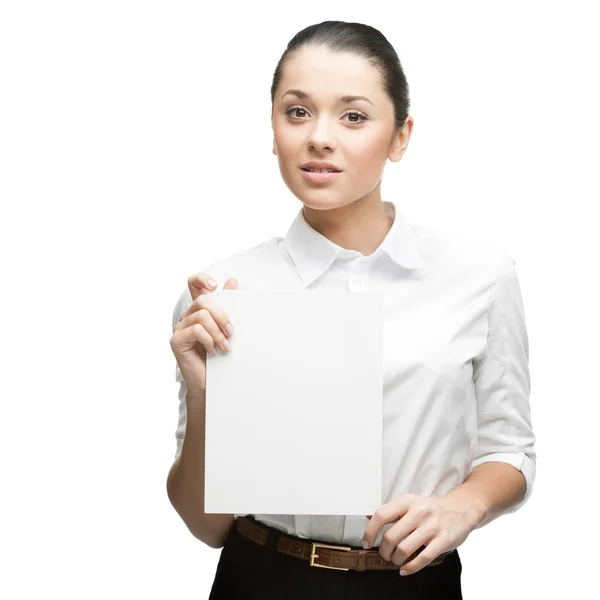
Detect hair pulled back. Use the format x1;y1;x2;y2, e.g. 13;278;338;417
270;21;410;132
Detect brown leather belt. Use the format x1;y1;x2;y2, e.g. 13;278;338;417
235;516;450;572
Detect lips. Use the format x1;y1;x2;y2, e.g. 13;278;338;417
300;168;343;184
300;162;342;172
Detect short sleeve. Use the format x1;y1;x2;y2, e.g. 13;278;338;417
469;253;537;514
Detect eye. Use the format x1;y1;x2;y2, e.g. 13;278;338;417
285;106;309;120
285;106;369;125
344;109;369;124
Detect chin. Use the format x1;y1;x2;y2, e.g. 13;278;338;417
296;195;353;211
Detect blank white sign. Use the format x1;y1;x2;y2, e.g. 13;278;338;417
204;290;384;515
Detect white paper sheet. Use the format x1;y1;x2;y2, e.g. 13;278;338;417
204;290;383;515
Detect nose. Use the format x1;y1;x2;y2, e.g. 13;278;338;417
306;117;337;153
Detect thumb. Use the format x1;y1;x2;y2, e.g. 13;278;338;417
223;277;238;290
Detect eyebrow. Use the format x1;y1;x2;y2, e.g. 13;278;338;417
281;89;374;106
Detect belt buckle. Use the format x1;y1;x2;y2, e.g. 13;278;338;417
310;542;353;571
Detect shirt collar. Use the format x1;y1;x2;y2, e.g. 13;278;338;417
283;200;428;288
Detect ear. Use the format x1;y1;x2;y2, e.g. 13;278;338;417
272;138;278;156
388;116;414;163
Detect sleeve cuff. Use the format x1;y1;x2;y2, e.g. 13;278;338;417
469;452;536;514
175;436;183;459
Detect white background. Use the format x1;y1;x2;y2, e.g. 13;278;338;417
1;1;598;598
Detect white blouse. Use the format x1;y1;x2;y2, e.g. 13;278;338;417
171;200;536;548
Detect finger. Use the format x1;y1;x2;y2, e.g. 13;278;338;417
175;307;230;354
390;530;430;567
380;525;421;563
362;503;399;550
172;319;218;357
220;278;238;337
223;277;238;290
181;294;234;341
187;272;219;301
397;542;445;576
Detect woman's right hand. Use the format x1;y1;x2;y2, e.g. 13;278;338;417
170;272;238;396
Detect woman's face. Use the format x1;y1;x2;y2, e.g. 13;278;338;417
272;44;411;212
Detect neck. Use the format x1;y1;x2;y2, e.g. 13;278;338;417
302;198;395;258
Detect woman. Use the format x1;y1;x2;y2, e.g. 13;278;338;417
168;20;536;600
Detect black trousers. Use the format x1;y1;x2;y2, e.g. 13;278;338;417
208;515;463;599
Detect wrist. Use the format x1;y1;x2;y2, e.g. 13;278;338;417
438;490;488;529
186;389;206;403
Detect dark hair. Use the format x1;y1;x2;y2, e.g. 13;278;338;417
270;21;410;132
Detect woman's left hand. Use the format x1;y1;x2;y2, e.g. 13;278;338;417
361;494;478;575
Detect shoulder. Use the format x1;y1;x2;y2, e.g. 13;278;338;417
413;223;516;281
171;237;281;329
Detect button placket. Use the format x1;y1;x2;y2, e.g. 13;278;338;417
350;261;365;287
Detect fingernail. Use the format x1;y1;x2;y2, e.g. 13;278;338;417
208;280;217;288
400;570;408;576
226;323;234;337
362;540;370;549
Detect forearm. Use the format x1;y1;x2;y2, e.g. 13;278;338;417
438;462;527;529
166;391;234;548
